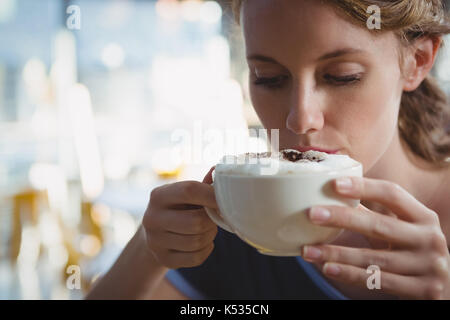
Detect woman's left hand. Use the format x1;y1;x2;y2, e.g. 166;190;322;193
301;176;450;299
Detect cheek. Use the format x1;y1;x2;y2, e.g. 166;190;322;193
332;73;402;169
249;85;287;128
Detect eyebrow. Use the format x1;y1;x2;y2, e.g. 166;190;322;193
317;48;365;61
246;54;280;64
247;48;365;64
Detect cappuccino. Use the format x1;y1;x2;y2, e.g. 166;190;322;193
205;149;363;256
215;149;360;176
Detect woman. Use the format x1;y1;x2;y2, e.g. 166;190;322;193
86;0;450;299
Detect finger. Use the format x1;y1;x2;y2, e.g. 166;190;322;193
153;227;218;252
308;205;421;247
321;262;443;299
152;180;217;209
333;177;435;223
202;166;215;185
156;208;217;235
302;245;430;276
355;204;399;250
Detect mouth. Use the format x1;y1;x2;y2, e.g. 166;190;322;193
289;146;340;155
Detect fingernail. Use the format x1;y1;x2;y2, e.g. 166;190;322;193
324;263;341;276
336;177;353;192
309;207;330;222
303;246;322;260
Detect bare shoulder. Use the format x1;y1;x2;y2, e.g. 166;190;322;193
147;277;190;300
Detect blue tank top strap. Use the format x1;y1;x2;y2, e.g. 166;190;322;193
166;268;208;299
295;257;349;300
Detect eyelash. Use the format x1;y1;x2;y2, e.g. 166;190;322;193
253;74;362;89
253;75;288;89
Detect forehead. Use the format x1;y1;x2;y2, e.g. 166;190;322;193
241;0;397;65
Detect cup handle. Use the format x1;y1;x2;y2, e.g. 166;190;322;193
205;173;234;233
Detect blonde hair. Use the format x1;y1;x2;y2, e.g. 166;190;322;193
231;0;450;167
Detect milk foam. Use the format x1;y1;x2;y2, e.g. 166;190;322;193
215;149;360;175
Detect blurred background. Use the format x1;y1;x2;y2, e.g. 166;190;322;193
0;0;449;300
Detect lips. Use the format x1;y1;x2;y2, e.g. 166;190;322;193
290;146;339;154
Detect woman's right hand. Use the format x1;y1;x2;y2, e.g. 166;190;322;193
142;166;219;269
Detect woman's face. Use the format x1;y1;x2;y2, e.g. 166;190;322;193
242;0;406;172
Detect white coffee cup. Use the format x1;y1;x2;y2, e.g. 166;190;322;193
205;161;362;256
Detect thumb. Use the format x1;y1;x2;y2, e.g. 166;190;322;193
202;166;216;185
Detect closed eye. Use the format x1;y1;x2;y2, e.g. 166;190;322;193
253;75;288;89
323;73;362;86
252;73;363;90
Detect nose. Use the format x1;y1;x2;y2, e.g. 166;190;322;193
285;81;324;135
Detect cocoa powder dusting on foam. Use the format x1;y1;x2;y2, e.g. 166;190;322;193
281;150;303;162
244;152;271;159
281;149;326;163
245;149;327;163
